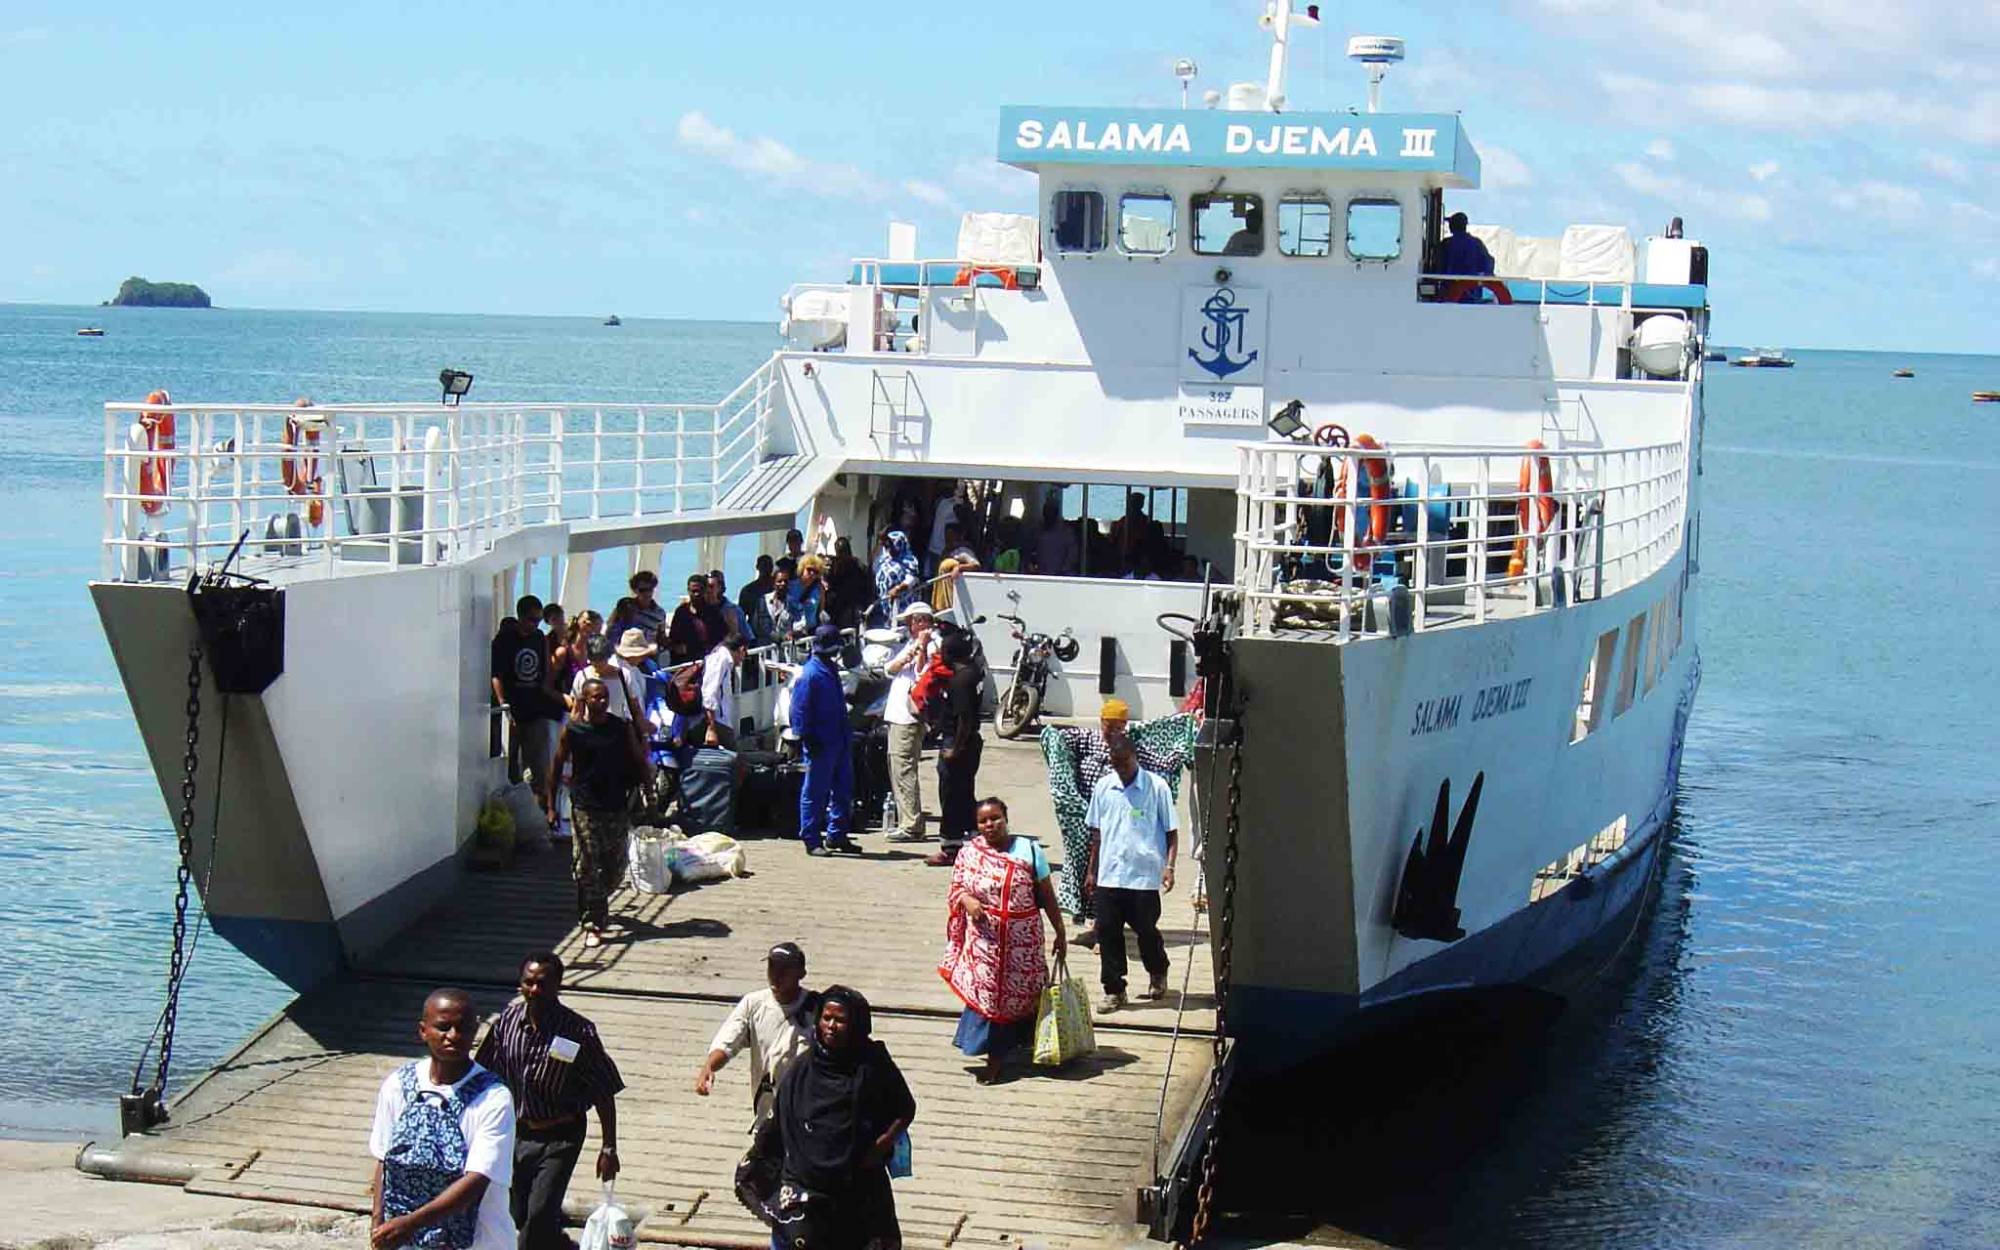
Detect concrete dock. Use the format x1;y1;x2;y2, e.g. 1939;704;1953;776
82;736;1217;1248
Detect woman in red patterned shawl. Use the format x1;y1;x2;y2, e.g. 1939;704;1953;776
938;797;1068;1083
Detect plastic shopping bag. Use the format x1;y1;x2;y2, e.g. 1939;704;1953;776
889;1128;912;1179
668;831;748;883
580;1182;637;1250
627;826;682;894
1032;959;1096;1067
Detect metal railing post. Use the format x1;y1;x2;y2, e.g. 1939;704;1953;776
1473;456;1490;624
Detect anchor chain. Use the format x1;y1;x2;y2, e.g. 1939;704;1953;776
1184;711;1243;1248
129;641;204;1127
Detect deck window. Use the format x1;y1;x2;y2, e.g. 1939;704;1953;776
1051;190;1106;254
1119;192;1176;256
1345;199;1402;261
1192;192;1263;256
1278;196;1334;257
1613;612;1645;718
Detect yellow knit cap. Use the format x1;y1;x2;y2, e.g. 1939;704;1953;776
1100;698;1131;721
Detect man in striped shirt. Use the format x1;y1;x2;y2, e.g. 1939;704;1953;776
474;952;624;1250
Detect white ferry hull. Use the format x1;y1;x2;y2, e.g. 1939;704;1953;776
1199;560;1699;1073
89;528;561;989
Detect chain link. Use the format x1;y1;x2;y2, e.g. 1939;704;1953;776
141;642;203;1106
1184;707;1243;1248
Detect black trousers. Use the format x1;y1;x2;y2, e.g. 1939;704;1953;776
937;733;983;850
512;1116;586;1250
1094;886;1169;996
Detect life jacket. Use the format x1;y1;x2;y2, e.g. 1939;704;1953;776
379;1062;500;1250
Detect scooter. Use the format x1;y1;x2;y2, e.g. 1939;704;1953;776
993;591;1078;739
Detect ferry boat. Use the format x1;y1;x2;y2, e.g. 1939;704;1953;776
88;5;1704;1073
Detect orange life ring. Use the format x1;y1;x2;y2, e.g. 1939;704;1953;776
1508;440;1557;577
953;264;1019;290
136;390;174;516
1334;433;1395;551
282;410;326;528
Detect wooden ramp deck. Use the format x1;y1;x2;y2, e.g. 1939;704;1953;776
93;737;1218;1249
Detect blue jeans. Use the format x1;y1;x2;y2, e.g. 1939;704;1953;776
798;740;854;849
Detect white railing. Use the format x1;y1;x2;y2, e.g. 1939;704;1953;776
102;361;778;582
1232;429;1687;641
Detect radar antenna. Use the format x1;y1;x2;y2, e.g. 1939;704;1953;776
1346;35;1406;113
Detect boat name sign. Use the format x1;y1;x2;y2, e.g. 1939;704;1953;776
998;107;1472;177
1411;677;1534;737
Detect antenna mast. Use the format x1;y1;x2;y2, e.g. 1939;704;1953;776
1261;2;1320;112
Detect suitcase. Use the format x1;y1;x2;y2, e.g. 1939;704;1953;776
680;747;739;837
852;727;891;829
739;750;802;835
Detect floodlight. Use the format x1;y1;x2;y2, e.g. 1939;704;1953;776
1268;399;1309;441
439;368;474;407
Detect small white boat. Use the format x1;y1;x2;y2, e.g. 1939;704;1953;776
1731;348;1794;368
76;326;105;337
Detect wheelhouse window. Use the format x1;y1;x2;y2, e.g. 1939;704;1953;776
1346;199;1403;261
1051;190;1106;254
1192;192;1263;256
1118;192;1176;255
1278;196;1334;257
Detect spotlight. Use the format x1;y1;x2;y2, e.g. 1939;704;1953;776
1214;267;1233;285
439;368;474;407
1268;399;1309;441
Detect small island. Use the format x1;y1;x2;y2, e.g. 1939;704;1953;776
107;276;212;308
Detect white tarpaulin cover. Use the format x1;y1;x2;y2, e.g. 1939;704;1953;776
956;212;1039;264
1510;236;1563;279
782;288;850;349
1468;224;1517;275
1558;224;1635;282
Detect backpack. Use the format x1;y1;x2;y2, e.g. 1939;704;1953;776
380;1063;500;1250
663;661;704;716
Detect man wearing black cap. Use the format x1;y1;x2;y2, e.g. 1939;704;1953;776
693;942;819;1133
788;624;859;855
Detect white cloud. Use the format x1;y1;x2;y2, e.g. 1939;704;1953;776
674;110;885;200
1748;160;1780;182
902;179;952;208
1974;258;2000;281
1598;73;1998;146
1645;138;1676;161
1534;0;1799;78
1831;180;1924;222
950;158;1036;208
1477;143;1533;190
1612;161;1772;222
1919;151;1969;183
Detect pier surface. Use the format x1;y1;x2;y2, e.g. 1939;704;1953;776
89;737;1216;1249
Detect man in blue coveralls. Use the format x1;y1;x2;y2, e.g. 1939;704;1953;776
789;624;860;856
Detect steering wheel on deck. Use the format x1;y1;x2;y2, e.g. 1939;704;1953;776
1312;423;1351;448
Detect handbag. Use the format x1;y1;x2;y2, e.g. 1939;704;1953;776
1032;957;1097;1067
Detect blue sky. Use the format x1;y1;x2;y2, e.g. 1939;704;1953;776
1;1;1993;352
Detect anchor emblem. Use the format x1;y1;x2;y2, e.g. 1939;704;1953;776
1187;287;1260;380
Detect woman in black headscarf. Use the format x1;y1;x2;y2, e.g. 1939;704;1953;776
740;986;916;1250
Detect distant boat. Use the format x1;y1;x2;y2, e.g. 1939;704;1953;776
1731;348;1794;368
603;315;622;327
1974;391;2000;403
1892;368;1915;378
1704;349;1726;362
76;326;105;337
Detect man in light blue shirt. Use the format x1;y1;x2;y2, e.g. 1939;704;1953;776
1085;735;1178;1012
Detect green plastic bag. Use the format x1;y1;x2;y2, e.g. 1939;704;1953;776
1032;958;1096;1067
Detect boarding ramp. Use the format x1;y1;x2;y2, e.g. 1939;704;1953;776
76;738;1219;1249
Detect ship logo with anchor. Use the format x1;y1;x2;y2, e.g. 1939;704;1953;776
1187;287;1260;380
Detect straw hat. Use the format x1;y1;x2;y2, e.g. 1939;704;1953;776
896;601;935;622
614;628;657;660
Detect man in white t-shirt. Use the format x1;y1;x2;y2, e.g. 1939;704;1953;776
692;942;820;1134
882;603;936;842
701;634;745;750
369;988;516;1250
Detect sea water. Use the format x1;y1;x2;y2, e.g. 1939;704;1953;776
3;305;1997;1245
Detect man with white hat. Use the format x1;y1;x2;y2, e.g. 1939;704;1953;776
882;603;936;842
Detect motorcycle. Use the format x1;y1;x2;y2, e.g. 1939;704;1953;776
993;591;1078;739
